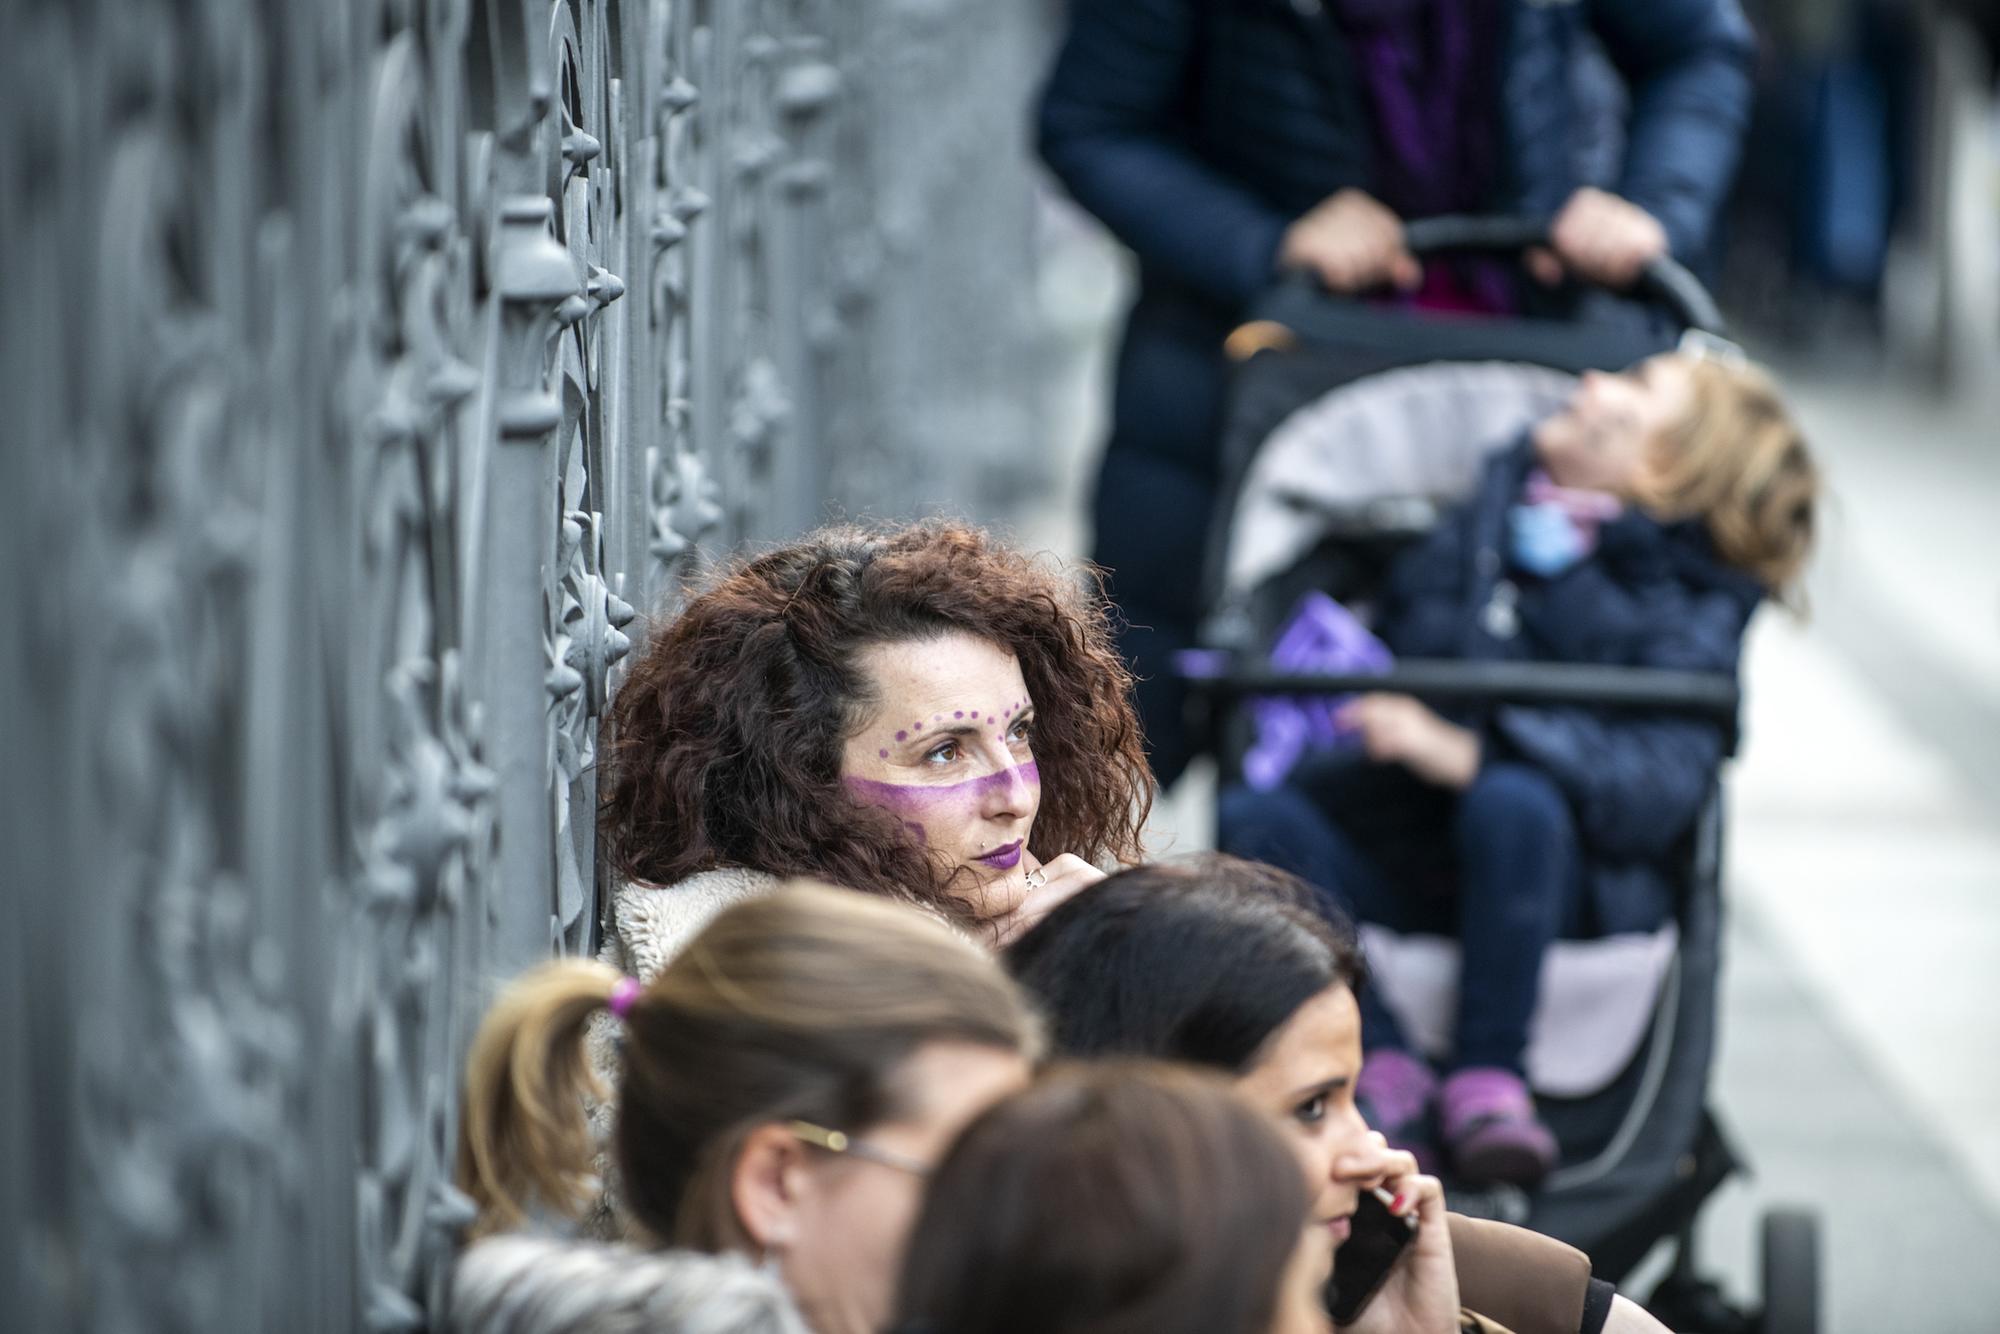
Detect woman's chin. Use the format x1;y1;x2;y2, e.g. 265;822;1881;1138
954;866;1028;923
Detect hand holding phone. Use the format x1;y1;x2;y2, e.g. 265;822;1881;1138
1325;1186;1419;1325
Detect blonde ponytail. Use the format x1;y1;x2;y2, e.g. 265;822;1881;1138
455;882;1041;1251
456;960;624;1239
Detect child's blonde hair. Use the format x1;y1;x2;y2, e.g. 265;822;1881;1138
1641;357;1819;605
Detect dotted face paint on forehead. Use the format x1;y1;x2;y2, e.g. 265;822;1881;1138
870;699;1037;760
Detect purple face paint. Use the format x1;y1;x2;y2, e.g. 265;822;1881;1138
844;764;1041;858
895;731;907;742
954;711;964;719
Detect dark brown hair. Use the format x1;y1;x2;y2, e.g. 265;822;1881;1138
599;521;1152;924
1006;854;1366;1072
891;1061;1311;1334
456;882;1043;1245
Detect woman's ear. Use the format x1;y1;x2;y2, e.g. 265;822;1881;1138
732;1122;812;1253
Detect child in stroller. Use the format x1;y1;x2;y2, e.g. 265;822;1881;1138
1219;347;1820;1191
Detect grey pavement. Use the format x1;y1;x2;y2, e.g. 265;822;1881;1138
1017;214;2000;1332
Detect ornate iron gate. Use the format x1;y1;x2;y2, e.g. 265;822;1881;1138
1;1;1047;1328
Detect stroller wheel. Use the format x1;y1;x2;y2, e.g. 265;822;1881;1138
1759;1206;1821;1334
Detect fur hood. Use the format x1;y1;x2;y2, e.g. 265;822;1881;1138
597;867;782;982
450;1235;808;1334
583;867;779;1241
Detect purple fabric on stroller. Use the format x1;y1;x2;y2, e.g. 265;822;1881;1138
1242;592;1394;792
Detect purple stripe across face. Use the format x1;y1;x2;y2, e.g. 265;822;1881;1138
843;762;1041;816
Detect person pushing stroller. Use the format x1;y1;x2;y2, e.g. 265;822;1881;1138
1037;0;1759;787
1220;347;1821;1190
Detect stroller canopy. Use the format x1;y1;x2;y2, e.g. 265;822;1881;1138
1222;360;1575;602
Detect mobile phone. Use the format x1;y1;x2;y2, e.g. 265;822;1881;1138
1325;1186;1419;1325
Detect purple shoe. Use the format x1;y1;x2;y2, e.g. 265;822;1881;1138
1356;1048;1441;1175
1440;1067;1558;1188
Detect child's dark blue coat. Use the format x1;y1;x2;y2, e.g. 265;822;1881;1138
1378;438;1766;931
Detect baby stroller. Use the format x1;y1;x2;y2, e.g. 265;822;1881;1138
1180;219;1822;1334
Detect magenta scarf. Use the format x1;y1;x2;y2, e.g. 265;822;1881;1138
1330;0;1511;313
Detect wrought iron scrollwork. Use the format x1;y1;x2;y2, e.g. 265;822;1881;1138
4;0;1050;1327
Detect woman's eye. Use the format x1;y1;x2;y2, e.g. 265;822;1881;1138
1009;717;1033;744
924;741;959;765
1295;1095;1327;1126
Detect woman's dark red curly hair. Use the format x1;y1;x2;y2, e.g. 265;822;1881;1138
599;521;1154;924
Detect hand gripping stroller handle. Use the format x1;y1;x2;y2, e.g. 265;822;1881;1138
1278;213;1727;336
1179;655;1742;734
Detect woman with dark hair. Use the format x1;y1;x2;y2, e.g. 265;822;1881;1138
1006;857;1671;1334
891;1062;1332;1334
597;520;1153;974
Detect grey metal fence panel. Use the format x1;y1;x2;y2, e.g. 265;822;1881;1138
1;0;1050;1327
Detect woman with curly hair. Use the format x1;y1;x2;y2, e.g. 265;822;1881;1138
597;521;1153;974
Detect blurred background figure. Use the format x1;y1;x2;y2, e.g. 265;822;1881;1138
1036;0;1757;786
1721;0;2000;382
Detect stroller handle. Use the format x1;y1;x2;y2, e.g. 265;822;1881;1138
1291;212;1727;336
1401;214;1552;253
1179;655;1742;744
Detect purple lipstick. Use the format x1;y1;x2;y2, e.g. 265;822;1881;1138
976;840;1024;870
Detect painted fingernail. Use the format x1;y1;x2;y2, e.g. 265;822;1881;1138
1390;1193;1408;1212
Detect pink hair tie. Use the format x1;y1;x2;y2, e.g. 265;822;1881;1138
608;976;643;1020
